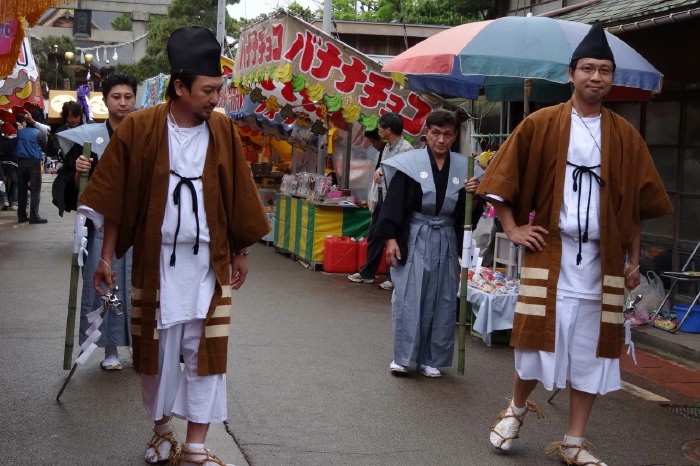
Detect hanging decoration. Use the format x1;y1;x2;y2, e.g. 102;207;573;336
112;47;118;61
2;1;73;75
0;20;25;77
0;34;43;110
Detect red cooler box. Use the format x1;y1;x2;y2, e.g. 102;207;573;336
323;236;358;273
355;237;389;275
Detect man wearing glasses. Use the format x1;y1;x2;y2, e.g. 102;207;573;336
479;22;671;465
374;109;481;379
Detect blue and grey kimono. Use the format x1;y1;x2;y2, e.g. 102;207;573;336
59;123;132;347
377;148;469;368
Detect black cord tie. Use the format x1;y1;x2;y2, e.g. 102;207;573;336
169;169;202;267
567;162;605;265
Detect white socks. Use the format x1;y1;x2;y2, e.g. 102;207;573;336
564;435;584;445
180;443;233;466
490;401;527;451
144;422;176;464
511;402;527;416
560;435;607;466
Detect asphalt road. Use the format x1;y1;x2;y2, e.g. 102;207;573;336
1;177;698;466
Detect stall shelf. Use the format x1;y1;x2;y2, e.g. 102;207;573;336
274;194;370;270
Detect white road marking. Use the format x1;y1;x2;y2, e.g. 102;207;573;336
621;381;670;402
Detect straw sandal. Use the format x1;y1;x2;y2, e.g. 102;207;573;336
169;447;234;466
489;398;546;451
145;427;181;464
545;440;607;466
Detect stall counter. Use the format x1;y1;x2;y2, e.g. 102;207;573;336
274;194;371;269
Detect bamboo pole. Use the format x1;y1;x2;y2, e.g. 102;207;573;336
457;156;474;375
62;142;91;370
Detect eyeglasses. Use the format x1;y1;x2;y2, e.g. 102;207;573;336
576;65;614;76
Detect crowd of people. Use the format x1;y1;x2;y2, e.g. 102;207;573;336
0;21;673;466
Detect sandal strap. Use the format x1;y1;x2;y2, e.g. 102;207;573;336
171;447;227;466
147;429;180;463
545;440;604;466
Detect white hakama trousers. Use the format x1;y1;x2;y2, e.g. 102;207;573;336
515;295;621;395
141;319;228;423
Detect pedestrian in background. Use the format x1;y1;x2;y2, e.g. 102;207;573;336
15;113;48;224
479;23;672;466
348;113;412;290
59;72;138;370
375;109;481;378
0;119;19;211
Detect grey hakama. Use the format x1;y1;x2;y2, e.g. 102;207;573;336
382;150;466;368
58;123;133;348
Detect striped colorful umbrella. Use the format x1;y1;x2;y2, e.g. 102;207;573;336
383;16;662;102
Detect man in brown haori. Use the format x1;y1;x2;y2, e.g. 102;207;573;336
478;22;672;465
81;27;269;466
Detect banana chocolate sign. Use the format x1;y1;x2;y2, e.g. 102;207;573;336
231;10;436;137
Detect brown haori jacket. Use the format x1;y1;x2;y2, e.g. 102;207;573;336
476;100;672;359
80;104;270;375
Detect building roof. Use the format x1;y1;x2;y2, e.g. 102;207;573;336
555;0;700;25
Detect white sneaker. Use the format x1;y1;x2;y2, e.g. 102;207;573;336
348;272;375;284
418;364;441;377
389;361;408;375
101;345;122;370
379;280;394;290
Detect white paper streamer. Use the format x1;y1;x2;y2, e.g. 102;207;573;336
75;307;105;365
77;237;88;266
73;213;88;253
460;231;480;269
624;319;637;365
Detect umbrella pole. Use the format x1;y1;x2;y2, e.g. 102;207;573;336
458;157;475;375
62;142;91;370
523;78;532;117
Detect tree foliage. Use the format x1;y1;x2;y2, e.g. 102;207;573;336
287;1;317;23
32;35;76;92
117;0;239;82
111;13;132;32
311;0;504;25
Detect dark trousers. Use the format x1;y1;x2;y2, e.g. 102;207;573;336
2;163;18;204
359;196;390;280
17;158;42;221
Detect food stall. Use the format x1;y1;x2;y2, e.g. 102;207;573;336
229;10;437;268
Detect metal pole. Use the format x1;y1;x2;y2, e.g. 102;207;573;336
62;142;91;370
322;0;332;33
216;0;226;47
